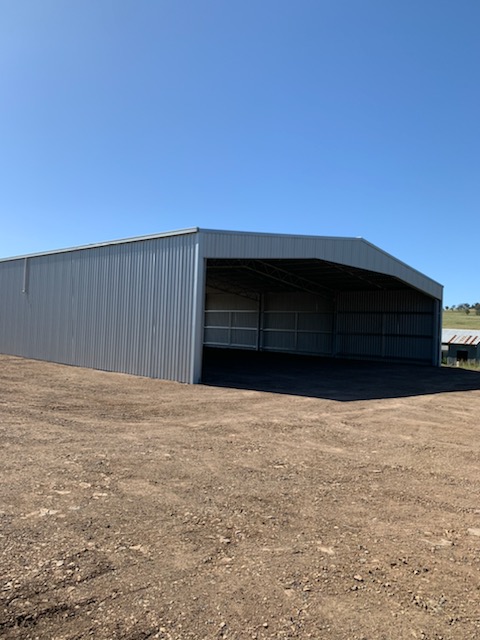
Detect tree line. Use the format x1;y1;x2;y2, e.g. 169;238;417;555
444;303;480;315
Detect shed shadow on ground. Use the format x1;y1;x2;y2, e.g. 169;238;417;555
201;348;480;401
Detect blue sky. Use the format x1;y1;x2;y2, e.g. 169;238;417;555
1;1;478;307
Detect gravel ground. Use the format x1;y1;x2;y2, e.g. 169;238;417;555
1;352;480;640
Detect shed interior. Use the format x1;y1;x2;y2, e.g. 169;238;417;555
204;258;438;364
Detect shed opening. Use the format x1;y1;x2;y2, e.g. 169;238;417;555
203;258;438;366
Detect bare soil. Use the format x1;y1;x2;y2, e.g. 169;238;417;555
1;351;480;640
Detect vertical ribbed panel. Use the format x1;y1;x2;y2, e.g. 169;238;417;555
203;291;334;356
0;234;199;382
202;287;438;363
336;290;436;363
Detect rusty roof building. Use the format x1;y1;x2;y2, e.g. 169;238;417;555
442;329;480;365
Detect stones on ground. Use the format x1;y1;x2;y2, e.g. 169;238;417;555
421;537;453;549
39;508;59;517
129;544;148;554
316;544;335;555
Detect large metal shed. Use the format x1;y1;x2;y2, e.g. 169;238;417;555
0;228;443;383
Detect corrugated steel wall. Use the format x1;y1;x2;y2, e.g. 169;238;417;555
0;234;199;382
336;290;436;363
205;288;437;364
262;292;334;355
204;293;258;349
204;291;334;355
444;344;480;365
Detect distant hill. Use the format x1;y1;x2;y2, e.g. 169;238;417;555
442;310;480;330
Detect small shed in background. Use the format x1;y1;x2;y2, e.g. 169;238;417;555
442;329;480;365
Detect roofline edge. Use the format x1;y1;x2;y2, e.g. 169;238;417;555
0;227;200;263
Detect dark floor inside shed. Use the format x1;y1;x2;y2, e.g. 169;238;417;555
201;347;480;401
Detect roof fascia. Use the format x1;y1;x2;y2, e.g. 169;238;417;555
0;227;200;263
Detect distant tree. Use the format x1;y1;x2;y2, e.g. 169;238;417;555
474;302;480;316
457;303;471;314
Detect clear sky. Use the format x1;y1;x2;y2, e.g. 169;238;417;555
1;1;478;307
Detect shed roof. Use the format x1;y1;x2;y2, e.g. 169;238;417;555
0;227;443;300
442;329;480;346
200;229;442;300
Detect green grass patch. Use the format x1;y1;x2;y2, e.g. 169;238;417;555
443;310;480;330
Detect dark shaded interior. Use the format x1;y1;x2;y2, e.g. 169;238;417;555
206;258;412;299
201;348;480;401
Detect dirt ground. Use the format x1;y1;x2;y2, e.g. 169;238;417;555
1;351;480;640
